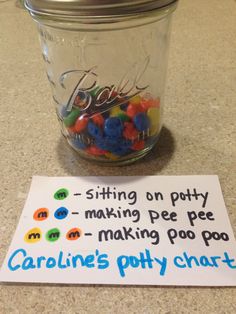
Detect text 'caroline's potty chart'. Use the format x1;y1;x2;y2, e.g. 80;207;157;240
0;175;236;286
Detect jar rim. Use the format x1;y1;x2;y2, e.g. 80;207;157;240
24;0;178;17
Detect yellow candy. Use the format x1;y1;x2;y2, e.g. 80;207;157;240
110;106;124;117
105;152;119;160
147;107;160;136
24;227;42;243
129;95;141;105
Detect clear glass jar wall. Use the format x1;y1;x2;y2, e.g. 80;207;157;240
34;9;174;164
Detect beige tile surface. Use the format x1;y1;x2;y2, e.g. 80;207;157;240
0;0;235;313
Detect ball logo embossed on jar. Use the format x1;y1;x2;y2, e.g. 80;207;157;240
60;57;150;116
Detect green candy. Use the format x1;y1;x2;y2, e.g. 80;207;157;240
46;228;60;242
90;86;100;97
63;109;80;127
54;188;69;200
117;112;130;122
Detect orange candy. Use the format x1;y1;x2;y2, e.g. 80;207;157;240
92;113;104;126
123;122;138;140
132;140;145;151
141;97;160;111
86;146;107;156
66;228;82;240
126;103;145;118
74;115;89;133
67;125;77;134
33;208;49;221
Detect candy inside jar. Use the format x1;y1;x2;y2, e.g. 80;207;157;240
25;0;178;165
58;88;161;164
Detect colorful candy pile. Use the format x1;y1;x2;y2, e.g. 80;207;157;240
60;90;161;161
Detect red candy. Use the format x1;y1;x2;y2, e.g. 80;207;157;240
86;146;107;156
141;97;160;111
63;86;161;162
67;125;77;134
74;95;87;109
132;140;145;151
92;113;104;126
126;103;145;118
74;115;89;133
123;122;138;140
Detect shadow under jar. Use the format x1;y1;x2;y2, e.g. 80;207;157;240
25;0;178;165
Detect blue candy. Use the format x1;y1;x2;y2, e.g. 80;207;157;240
119;138;132;149
77;91;87;100
102;110;110;119
111;145;132;156
133;112;150;132
87;121;103;139
104;117;123;138
70;138;87;150
95;138;108;151
95;136;132;154
120;101;129;111
95;136;117;151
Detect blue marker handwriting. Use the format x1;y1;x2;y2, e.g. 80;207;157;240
8;249;109;271
117;250;236;277
117;249;167;277
7;248;236;278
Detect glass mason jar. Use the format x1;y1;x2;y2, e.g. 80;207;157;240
25;0;178;165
